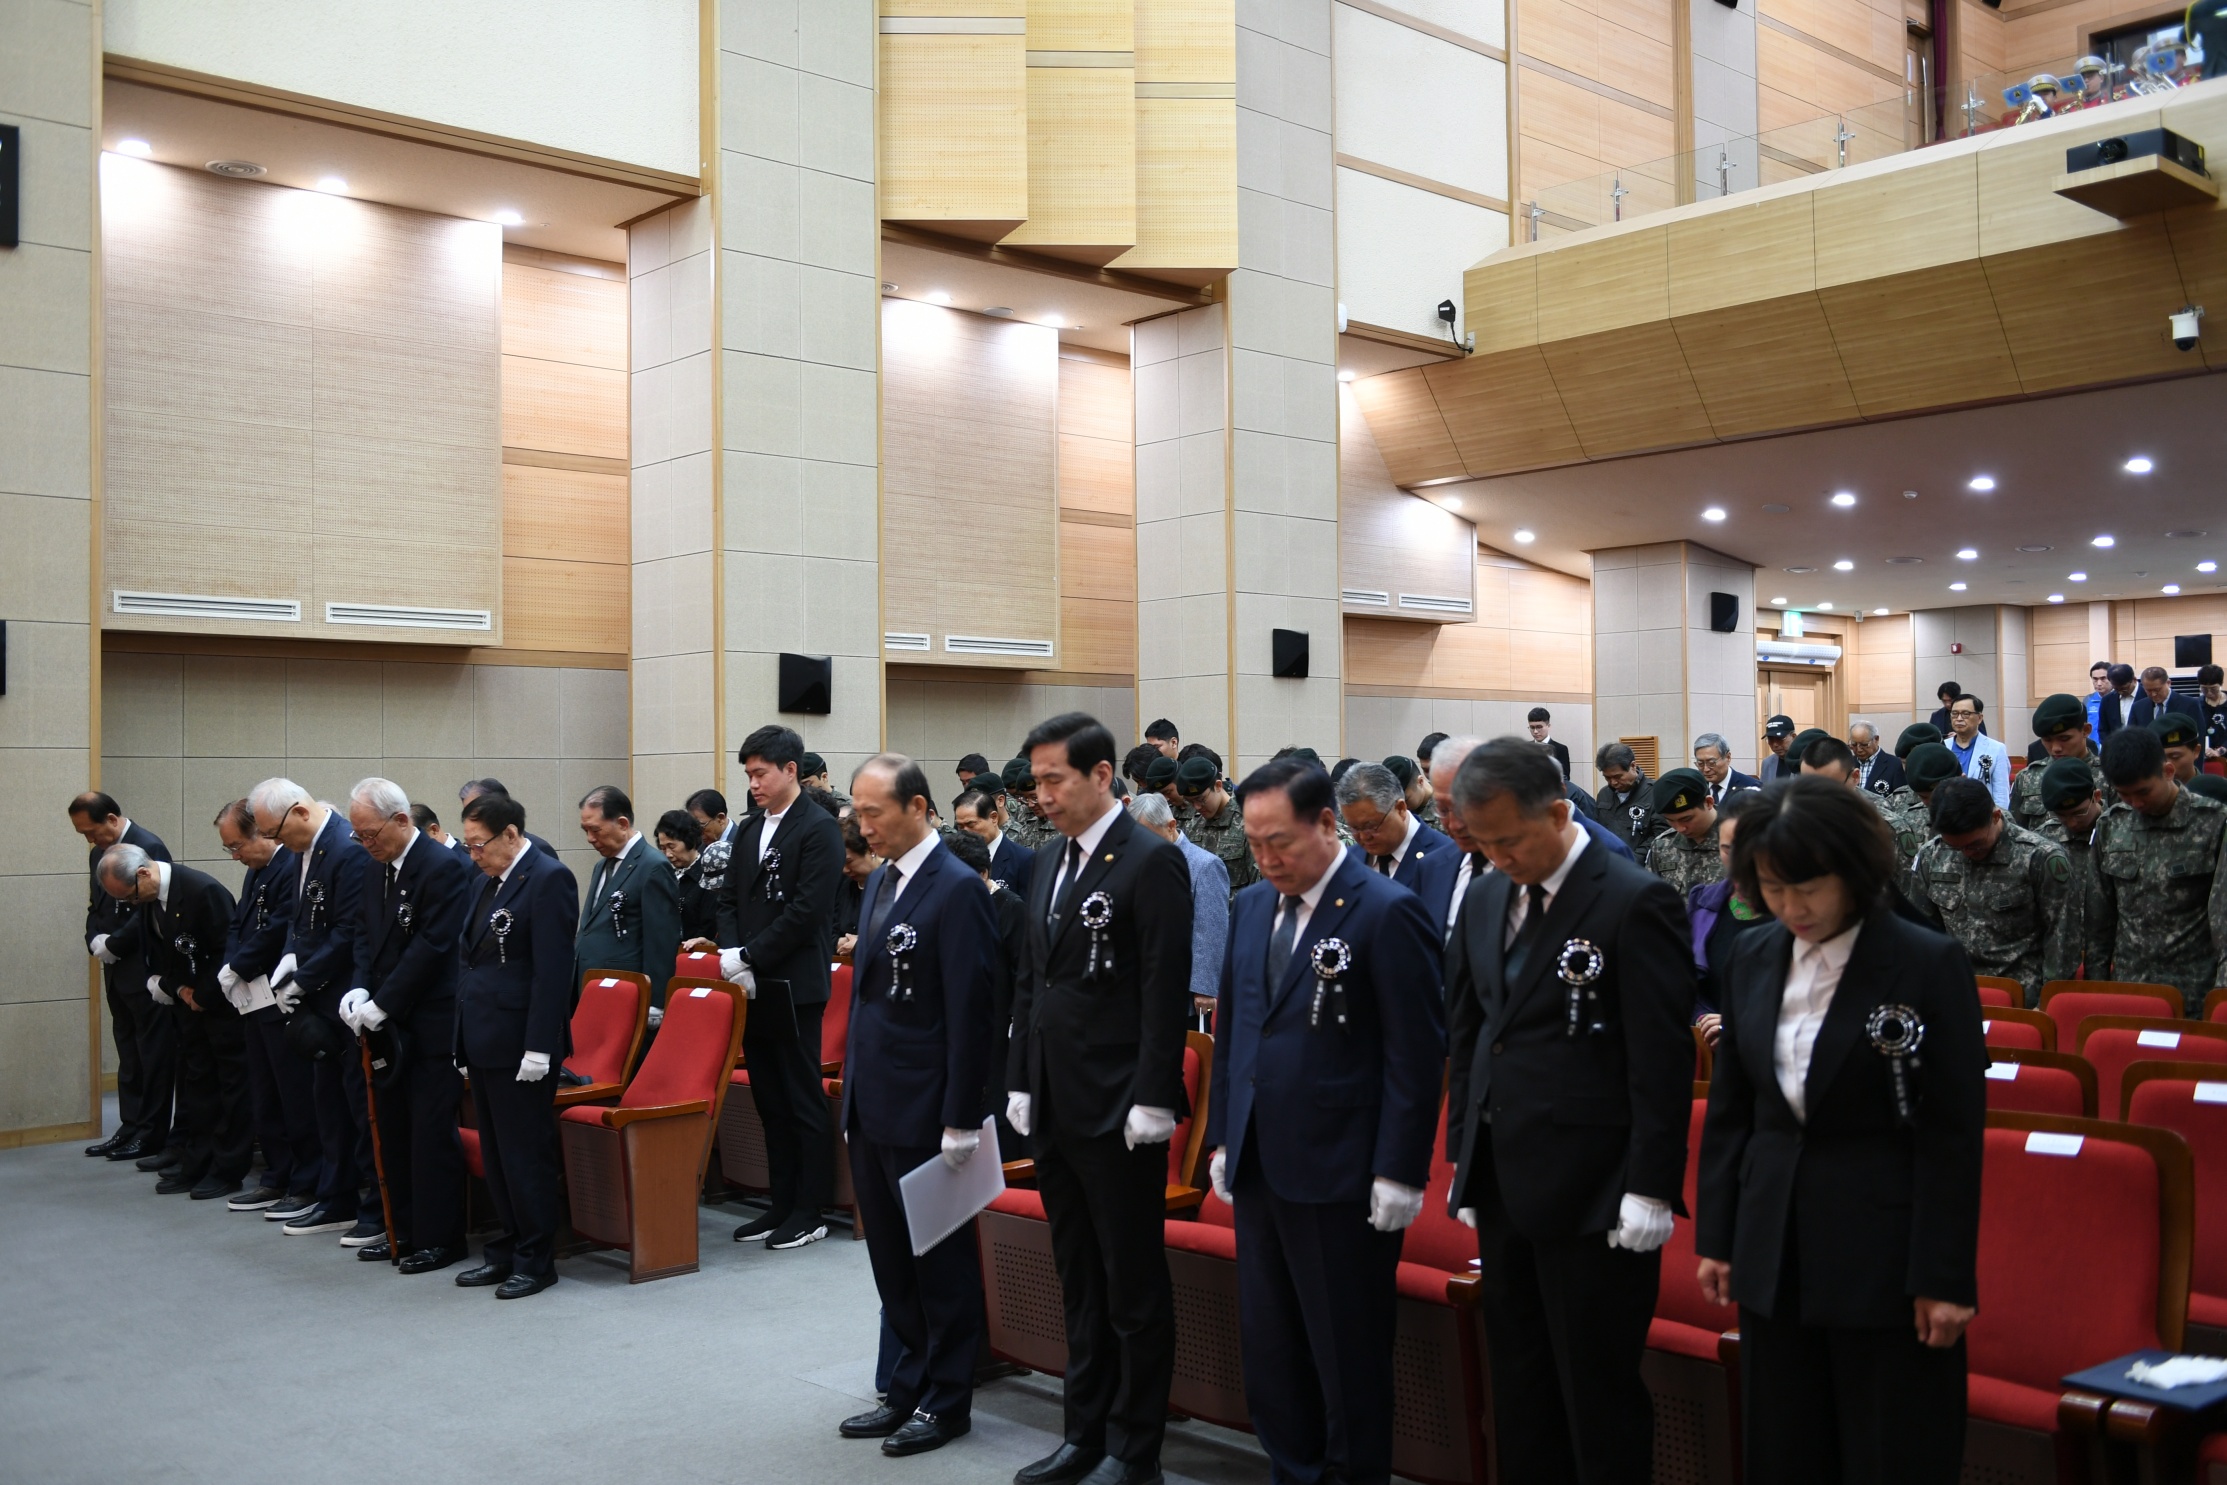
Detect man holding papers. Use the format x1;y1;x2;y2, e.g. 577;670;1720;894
836;754;999;1458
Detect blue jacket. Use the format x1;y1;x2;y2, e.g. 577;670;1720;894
842;841;997;1149
1176;835;1231;1005
1580;812;1637;863
1388;820;1463;929
987;833;1035;897
225;846;297;981
455;844;580;1067
2129;691;2203;733
1206;850;1446;1202
355;832;473;1020
286;809;370;1004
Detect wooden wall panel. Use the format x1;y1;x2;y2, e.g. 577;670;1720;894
1346;552;1591;698
1056;349;1135;675
1003;0;1136;261
502;463;628;563
2028;600;2097;699
501;354;628;460
880;31;1031;239
1850;612;1913;709
502;556;628;653
2128;592;2227;675
500;261;627;370
1109;0;1236;278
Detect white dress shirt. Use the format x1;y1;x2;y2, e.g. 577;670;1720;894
153;860;173;908
882;830;941;905
755;804;789;863
1502;826;1590;947
1379;809;1423;874
298;805;333;897
1447;849;1478;936
1772;922;1862;1121
1049;799;1123;902
499;838;534;887
1268;850;1343;945
591;831;641;896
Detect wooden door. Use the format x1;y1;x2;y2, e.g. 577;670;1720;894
1757;668;1843;741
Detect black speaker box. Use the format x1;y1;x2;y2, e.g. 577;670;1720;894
1271;628;1310;679
777;652;832;715
2176;633;2214;668
1710;592;1740;634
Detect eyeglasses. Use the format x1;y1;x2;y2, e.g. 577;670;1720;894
222;839;252;857
257;807;294;842
462;839;489;854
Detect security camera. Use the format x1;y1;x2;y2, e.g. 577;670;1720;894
2172;304;2205;352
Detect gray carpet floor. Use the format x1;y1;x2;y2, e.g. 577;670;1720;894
0;1102;1269;1485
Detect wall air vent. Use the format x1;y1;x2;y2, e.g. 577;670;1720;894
883;632;932;652
945;634;1056;658
1398;592;1473;615
324;602;492;631
1341;588;1391;607
112;590;300;623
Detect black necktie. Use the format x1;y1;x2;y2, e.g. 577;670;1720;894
1468;851;1487;875
1266;894;1302;988
1050;839;1084;928
1505;882;1550;984
473;874;499;940
1373;854;1394;876
864;866;903;950
384;863;398;906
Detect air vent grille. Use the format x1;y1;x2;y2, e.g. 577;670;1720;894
1398;592;1473;615
1341;588;1391;607
112;590;300;623
945;634;1055;658
324;602;492;631
883;632;932;652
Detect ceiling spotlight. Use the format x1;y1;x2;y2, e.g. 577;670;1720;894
1817;601;1835;610
117;138;153;158
2048;593;2066;603
1443;497;1463;511
1949;582;1968;591
2070;571;2088;582
1512;529;1536;545
1956;548;1978;560
882;282;898;293
1968;475;1996;492
314;175;348;193
1037;311;1067;327
2125;456;2154;474
2017;544;2053;553
2092;534;2116;548
1830;492;1857;507
1761;503;1790;514
1337;369;1356;383
1873;607;1889;615
1770;596;1788;605
2164;583;2183;594
1903;490;1919;500
2201;561;2220;573
492;209;523;226
1833;559;1854;571
925;290;952;306
1701;506;1726;522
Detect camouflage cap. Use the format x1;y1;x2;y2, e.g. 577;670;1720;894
1906;742;1963;793
1652;767;1711;815
1896;723;1945;758
1175;756;1219;795
2152;711;2203;750
2038;756;2097;810
2032;693;2087;737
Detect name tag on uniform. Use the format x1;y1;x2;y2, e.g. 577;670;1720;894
690;987;711;999
2137;1029;2182;1049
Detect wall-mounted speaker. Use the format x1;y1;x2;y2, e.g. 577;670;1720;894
1271;628;1310;679
2176;633;2214;668
1709;592;1740;634
777;652;832;715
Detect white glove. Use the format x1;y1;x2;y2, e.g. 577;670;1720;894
272;978;303;1013
91;933;118;966
1456;1207;1478;1230
338;988;371;1031
1369;1177;1426;1233
1123;1104;1177;1150
941;1127;981;1169
1209;1148;1230;1203
517;1051;551;1082
355;998;388;1031
145;974;174;1007
217;964;241;995
1606;1193;1674;1253
1006;1092;1033;1137
646;1005;663;1028
718;948;757;997
271;952;298;991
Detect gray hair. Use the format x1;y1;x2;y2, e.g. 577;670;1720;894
1128;792;1175;829
1596;742;1636;772
98;842;150;888
1693;733;1731;759
249;777;311;820
1427;734;1483;786
1334;762;1402;814
350;777;411;820
1848;721;1878;743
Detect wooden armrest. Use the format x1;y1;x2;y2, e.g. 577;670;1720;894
554;1081;625;1108
1001;1158;1037;1185
2058;1391;2110;1438
1444;1272;1482;1308
601;1099;709;1129
1164;1184;1204;1213
1715;1329;1741;1368
820;1060;842;1077
2103;1398;2172;1447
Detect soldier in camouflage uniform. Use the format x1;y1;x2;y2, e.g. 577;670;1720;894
1176;754;1257;895
2035;756;2107;974
2156;711;2206;785
1000;757;1049;850
1884;743;1964;874
799;751;850;814
1384;755;1438;831
1876;722;1945;821
1794;733;1919;855
2085;724;2227;1014
1644;767;1725;897
2010;694;2116;832
1906;776;2074;1007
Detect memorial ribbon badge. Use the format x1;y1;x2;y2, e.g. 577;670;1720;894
1866;1003;1926;1125
1080;891;1115;982
394;891;413;936
489;907;516;965
761;847;786;903
886;921;918;1000
1309;937;1352;1030
608;887;628;940
1557;938;1608;1037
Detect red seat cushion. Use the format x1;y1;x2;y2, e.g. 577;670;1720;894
1165;1045;1204;1186
821;965;852;1068
2128;1076;2227;1301
990;1187;1046;1220
1967;1373;2068;1434
2189;1290;2227;1329
624;982;736;1109
458;1124;483;1178
1647;1317;1723;1363
1984;1060;2088;1119
2048;991;2173;1052
1653;1100;1727;1336
2086;1028;2227;1119
1396;1259;1466;1305
1983;1017;2046;1052
1164;1218;1239;1261
569;974;643;1087
1978;984;2015;1008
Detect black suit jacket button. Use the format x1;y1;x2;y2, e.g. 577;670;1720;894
1490;1041;1503;1055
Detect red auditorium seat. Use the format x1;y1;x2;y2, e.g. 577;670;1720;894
1983;1007;2056;1052
1004;1028;1215;1211
556;976;746;1282
1983;1048;2097;1119
2077;1017;2227;1121
1976;976;2022;1008
2203;1431;2227;1484
1691;1025;1713;1086
2040;982;2178;1054
2205;988;2227;1024
1646;1099;1738;1485
1963;1113;2194;1483
458;970;646;1182
717;963;859;1231
2123;1062;2227;1351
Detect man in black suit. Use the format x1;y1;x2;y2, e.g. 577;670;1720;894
1694;732;1762;805
453;790;578;1298
1207;758;1447;1485
101;844;249;1199
946;830;1030;1152
954;783;1036;897
1444;738;1695;1483
1849;722;1904;795
1526;707;1571;780
341;777;473;1272
691;724;845;1250
1006;712;1194;1485
833;754;999;1457
2128;664;2203;731
73;793;175;1162
572;784;683;1010
252;778;374;1239
211;799;318;1214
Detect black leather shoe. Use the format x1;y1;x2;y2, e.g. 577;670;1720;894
839;1403;910;1439
1073;1459;1160;1485
104;1138;150;1162
190;1176;243;1201
883;1410;969;1457
399;1247;461;1275
732;1211;784;1242
137;1149;181;1173
84;1134;122;1157
454;1262;512;1288
356;1239;393;1262
495;1271;558;1299
154;1171;197;1195
1015;1444;1105;1485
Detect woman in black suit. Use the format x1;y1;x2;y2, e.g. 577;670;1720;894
1694;777;1987;1485
654;810;720;945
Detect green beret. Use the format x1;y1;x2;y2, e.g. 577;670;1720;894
2153;711;2203;750
1000;757;1034;789
2186;774;2227;803
1906;742;1962;793
800;751;826;776
1381;754;1419;787
2032;693;2087;737
1895;723;1944;758
1652;767;1710;815
1144;755;1178;787
2039;757;2097;810
1175;756;1219;795
966;772;1006;798
1790;728;1832;761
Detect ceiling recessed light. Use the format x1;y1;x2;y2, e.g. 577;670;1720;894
925;290;952;306
314;176;348;194
1830;492;1857;507
2092;534;2116;548
1833;559;1854;571
1949;582;1968;591
1761;503;1790;514
982;305;1014;317
492;209;523;226
2070;571;2088;581
1873;607;1889;615
1511;529;1536;544
2125;456;2154;474
2167;530;2209;540
1337;369;1355;383
117;138;153;157
1886;556;1924;565
2164;583;2183;594
1770;596;1788;605
2048;593;2066;603
1443;496;1463;511
1903;490;1919;500
1955;549;1978;560
205;159;267;178
1037;311;1067;327
1701;507;1726;522
2017;544;2053;553
2201;561;2219;573
1784;565;1816;574
1817;601;1835;610
1968;475;1996;491
882;282;898;293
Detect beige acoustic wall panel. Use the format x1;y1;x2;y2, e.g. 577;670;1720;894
1112;0;1236;278
879;6;1030;241
881;299;1061;668
1003;0;1137;263
103;157;501;644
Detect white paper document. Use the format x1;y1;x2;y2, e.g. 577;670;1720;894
899;1115;1006;1256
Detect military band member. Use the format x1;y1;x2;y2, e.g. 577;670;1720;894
453;790;578;1298
573;785;683;1010
73;793;175;1162
1905;777;2074;1007
1177;755;1258;897
213;800;318;1215
2086;725;2227;1015
2011;694;2115;832
1647;768;1726;897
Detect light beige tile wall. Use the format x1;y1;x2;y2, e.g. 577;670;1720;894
885;676;1138;802
1135;305;1232;756
0;0;99;1136
1592;543;1695;775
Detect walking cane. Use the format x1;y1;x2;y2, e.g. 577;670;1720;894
359;1036;401;1267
